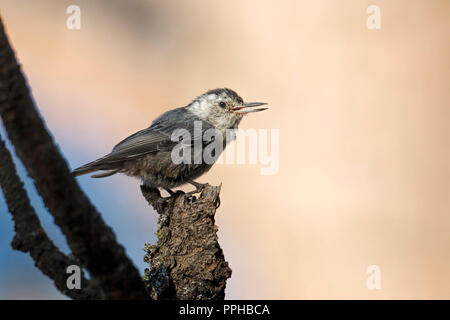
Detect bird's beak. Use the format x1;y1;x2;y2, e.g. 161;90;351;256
230;102;268;114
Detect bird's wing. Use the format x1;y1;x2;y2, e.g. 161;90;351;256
105;108;215;162
72;108;218;176
110;128;174;159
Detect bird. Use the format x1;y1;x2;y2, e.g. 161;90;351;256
72;88;267;195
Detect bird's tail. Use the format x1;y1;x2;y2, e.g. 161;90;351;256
72;157;121;178
72;165;97;177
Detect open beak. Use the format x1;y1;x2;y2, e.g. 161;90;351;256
230;102;268;114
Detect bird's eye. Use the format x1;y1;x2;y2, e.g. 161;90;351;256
219;102;226;108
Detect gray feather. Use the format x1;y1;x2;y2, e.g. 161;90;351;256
110;108;215;161
72;108;216;176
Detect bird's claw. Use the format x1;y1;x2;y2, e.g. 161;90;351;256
183;189;201;203
182;182;207;203
188;180;207;193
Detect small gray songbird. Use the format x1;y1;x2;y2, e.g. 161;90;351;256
72;88;267;194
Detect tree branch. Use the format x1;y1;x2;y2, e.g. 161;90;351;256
0;136;101;299
141;185;232;300
0;16;146;299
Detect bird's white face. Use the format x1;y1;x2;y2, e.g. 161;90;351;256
186;89;267;132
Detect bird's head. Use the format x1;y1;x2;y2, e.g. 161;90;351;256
186;88;267;131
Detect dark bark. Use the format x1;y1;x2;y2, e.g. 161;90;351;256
0;16;146;299
0;136;101;299
141;185;232;300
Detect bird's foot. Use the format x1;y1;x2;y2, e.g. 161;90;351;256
188;180;207;193
183;181;207;202
184;190;200;203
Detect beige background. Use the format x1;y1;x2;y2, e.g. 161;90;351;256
0;0;449;299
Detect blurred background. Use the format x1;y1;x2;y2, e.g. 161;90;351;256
0;0;449;299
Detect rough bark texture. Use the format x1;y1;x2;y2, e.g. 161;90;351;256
0;16;146;299
141;185;232;300
0;137;101;299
